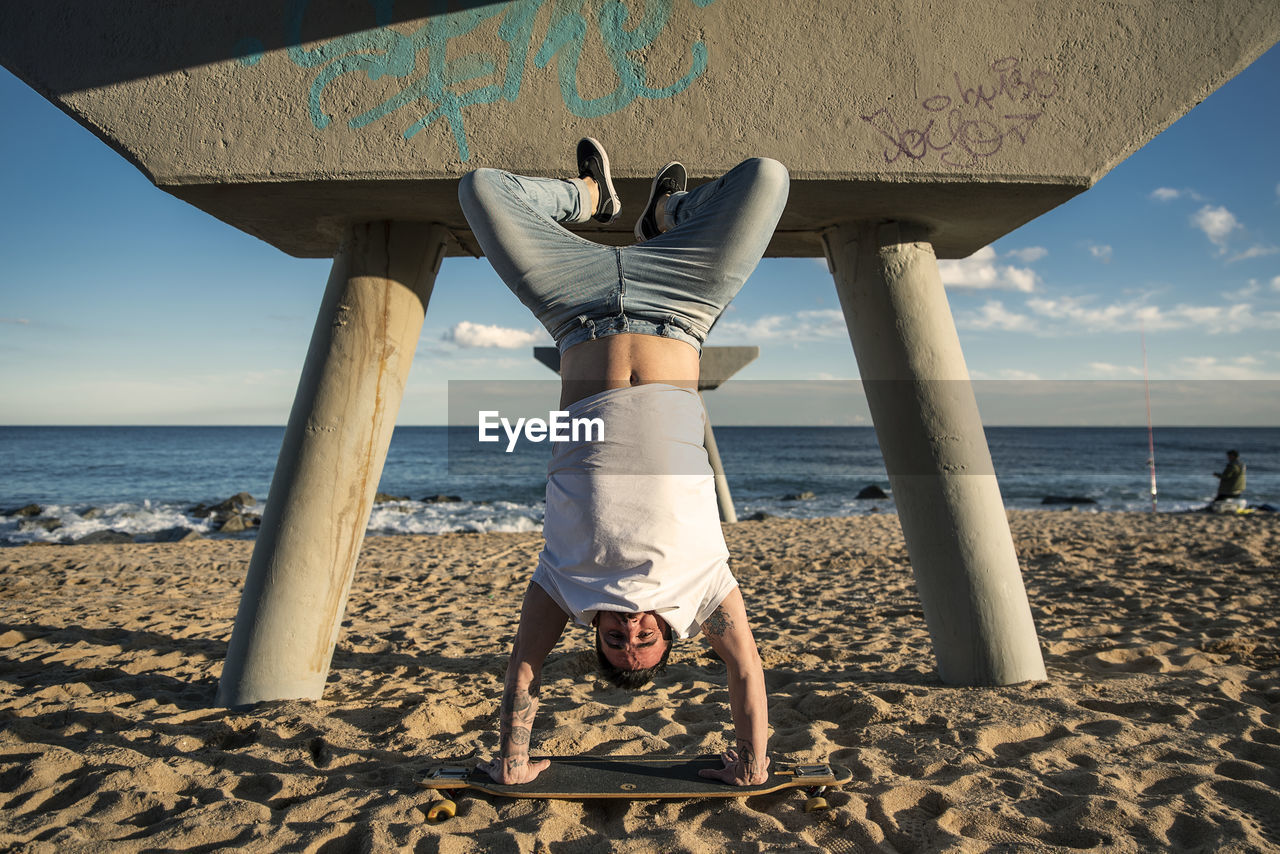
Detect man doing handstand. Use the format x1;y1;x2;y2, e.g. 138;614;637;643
457;139;789;786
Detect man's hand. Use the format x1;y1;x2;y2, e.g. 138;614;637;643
700;591;771;787
698;746;770;786
487;583;568;789
477;756;551;785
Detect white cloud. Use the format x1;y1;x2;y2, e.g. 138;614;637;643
1170;355;1280;380
1088;362;1143;378
938;246;1039;292
1089;244;1113;263
1027;296;1132;330
716;315;789;339
1224;280;1260;300
958;300;1037;332
995;368;1041;380
443;321;545;349
1;318;31;325
1228;244;1280;263
713;308;848;343
799;309;847;325
1002;267;1037;292
1005;246;1048;263
1273;275;1280;292
969;368;1044;381
1150;186;1205;203
1192;204;1240;249
939;247;999;287
1025;295;1280;335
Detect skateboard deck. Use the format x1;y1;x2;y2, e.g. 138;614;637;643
419;754;852;800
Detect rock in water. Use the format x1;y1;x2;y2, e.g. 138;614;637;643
782;491;816;501
219;515;249;534
856;485;889;499
152;527;204;543
1041;495;1097;505
73;530;135;545
191;492;256;519
19;518;63;533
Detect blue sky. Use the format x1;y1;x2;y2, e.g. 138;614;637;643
2;44;1278;426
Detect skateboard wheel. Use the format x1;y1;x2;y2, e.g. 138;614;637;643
426;798;457;822
804;796;829;812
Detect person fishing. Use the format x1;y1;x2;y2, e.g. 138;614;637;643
1214;450;1246;501
457;138;788;786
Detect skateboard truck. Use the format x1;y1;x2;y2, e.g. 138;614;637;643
778;764;831;779
429;767;469;781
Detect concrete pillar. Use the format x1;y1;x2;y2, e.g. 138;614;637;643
217;222;448;707
823;221;1046;686
700;398;738;524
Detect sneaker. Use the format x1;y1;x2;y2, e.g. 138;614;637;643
635;162;686;241
576;137;620;224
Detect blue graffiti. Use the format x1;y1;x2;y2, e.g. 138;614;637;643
239;0;717;161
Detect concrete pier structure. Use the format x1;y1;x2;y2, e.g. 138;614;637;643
216;222;447;707
700;414;736;525
4;1;1276;698
4;2;1276;261
825;222;1045;685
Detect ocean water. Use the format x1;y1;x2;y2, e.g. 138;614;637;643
0;425;1275;546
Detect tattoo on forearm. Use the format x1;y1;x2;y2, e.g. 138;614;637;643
737;740;761;777
499;683;539;759
703;605;734;637
500;689;534;718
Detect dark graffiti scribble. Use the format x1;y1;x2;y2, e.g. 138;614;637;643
862;58;1059;167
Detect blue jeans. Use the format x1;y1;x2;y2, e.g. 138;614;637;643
458;158;789;353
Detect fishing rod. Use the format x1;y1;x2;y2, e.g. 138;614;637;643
1141;321;1157;512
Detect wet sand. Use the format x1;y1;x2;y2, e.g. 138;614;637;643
1;511;1277;852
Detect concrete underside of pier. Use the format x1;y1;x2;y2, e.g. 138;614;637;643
3;0;1276;259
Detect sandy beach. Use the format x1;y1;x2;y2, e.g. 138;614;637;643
1;510;1277;852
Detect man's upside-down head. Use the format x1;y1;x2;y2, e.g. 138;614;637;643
593;611;673;689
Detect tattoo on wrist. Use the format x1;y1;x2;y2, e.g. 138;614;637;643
703;606;734;637
737;741;761;776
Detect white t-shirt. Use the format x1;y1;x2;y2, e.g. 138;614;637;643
531;383;738;639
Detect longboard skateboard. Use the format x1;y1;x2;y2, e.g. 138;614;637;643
418;754;852;821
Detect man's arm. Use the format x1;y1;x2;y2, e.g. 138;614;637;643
478;581;568;784
697;587;770;785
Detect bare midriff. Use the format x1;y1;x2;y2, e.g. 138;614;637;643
559;333;700;408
